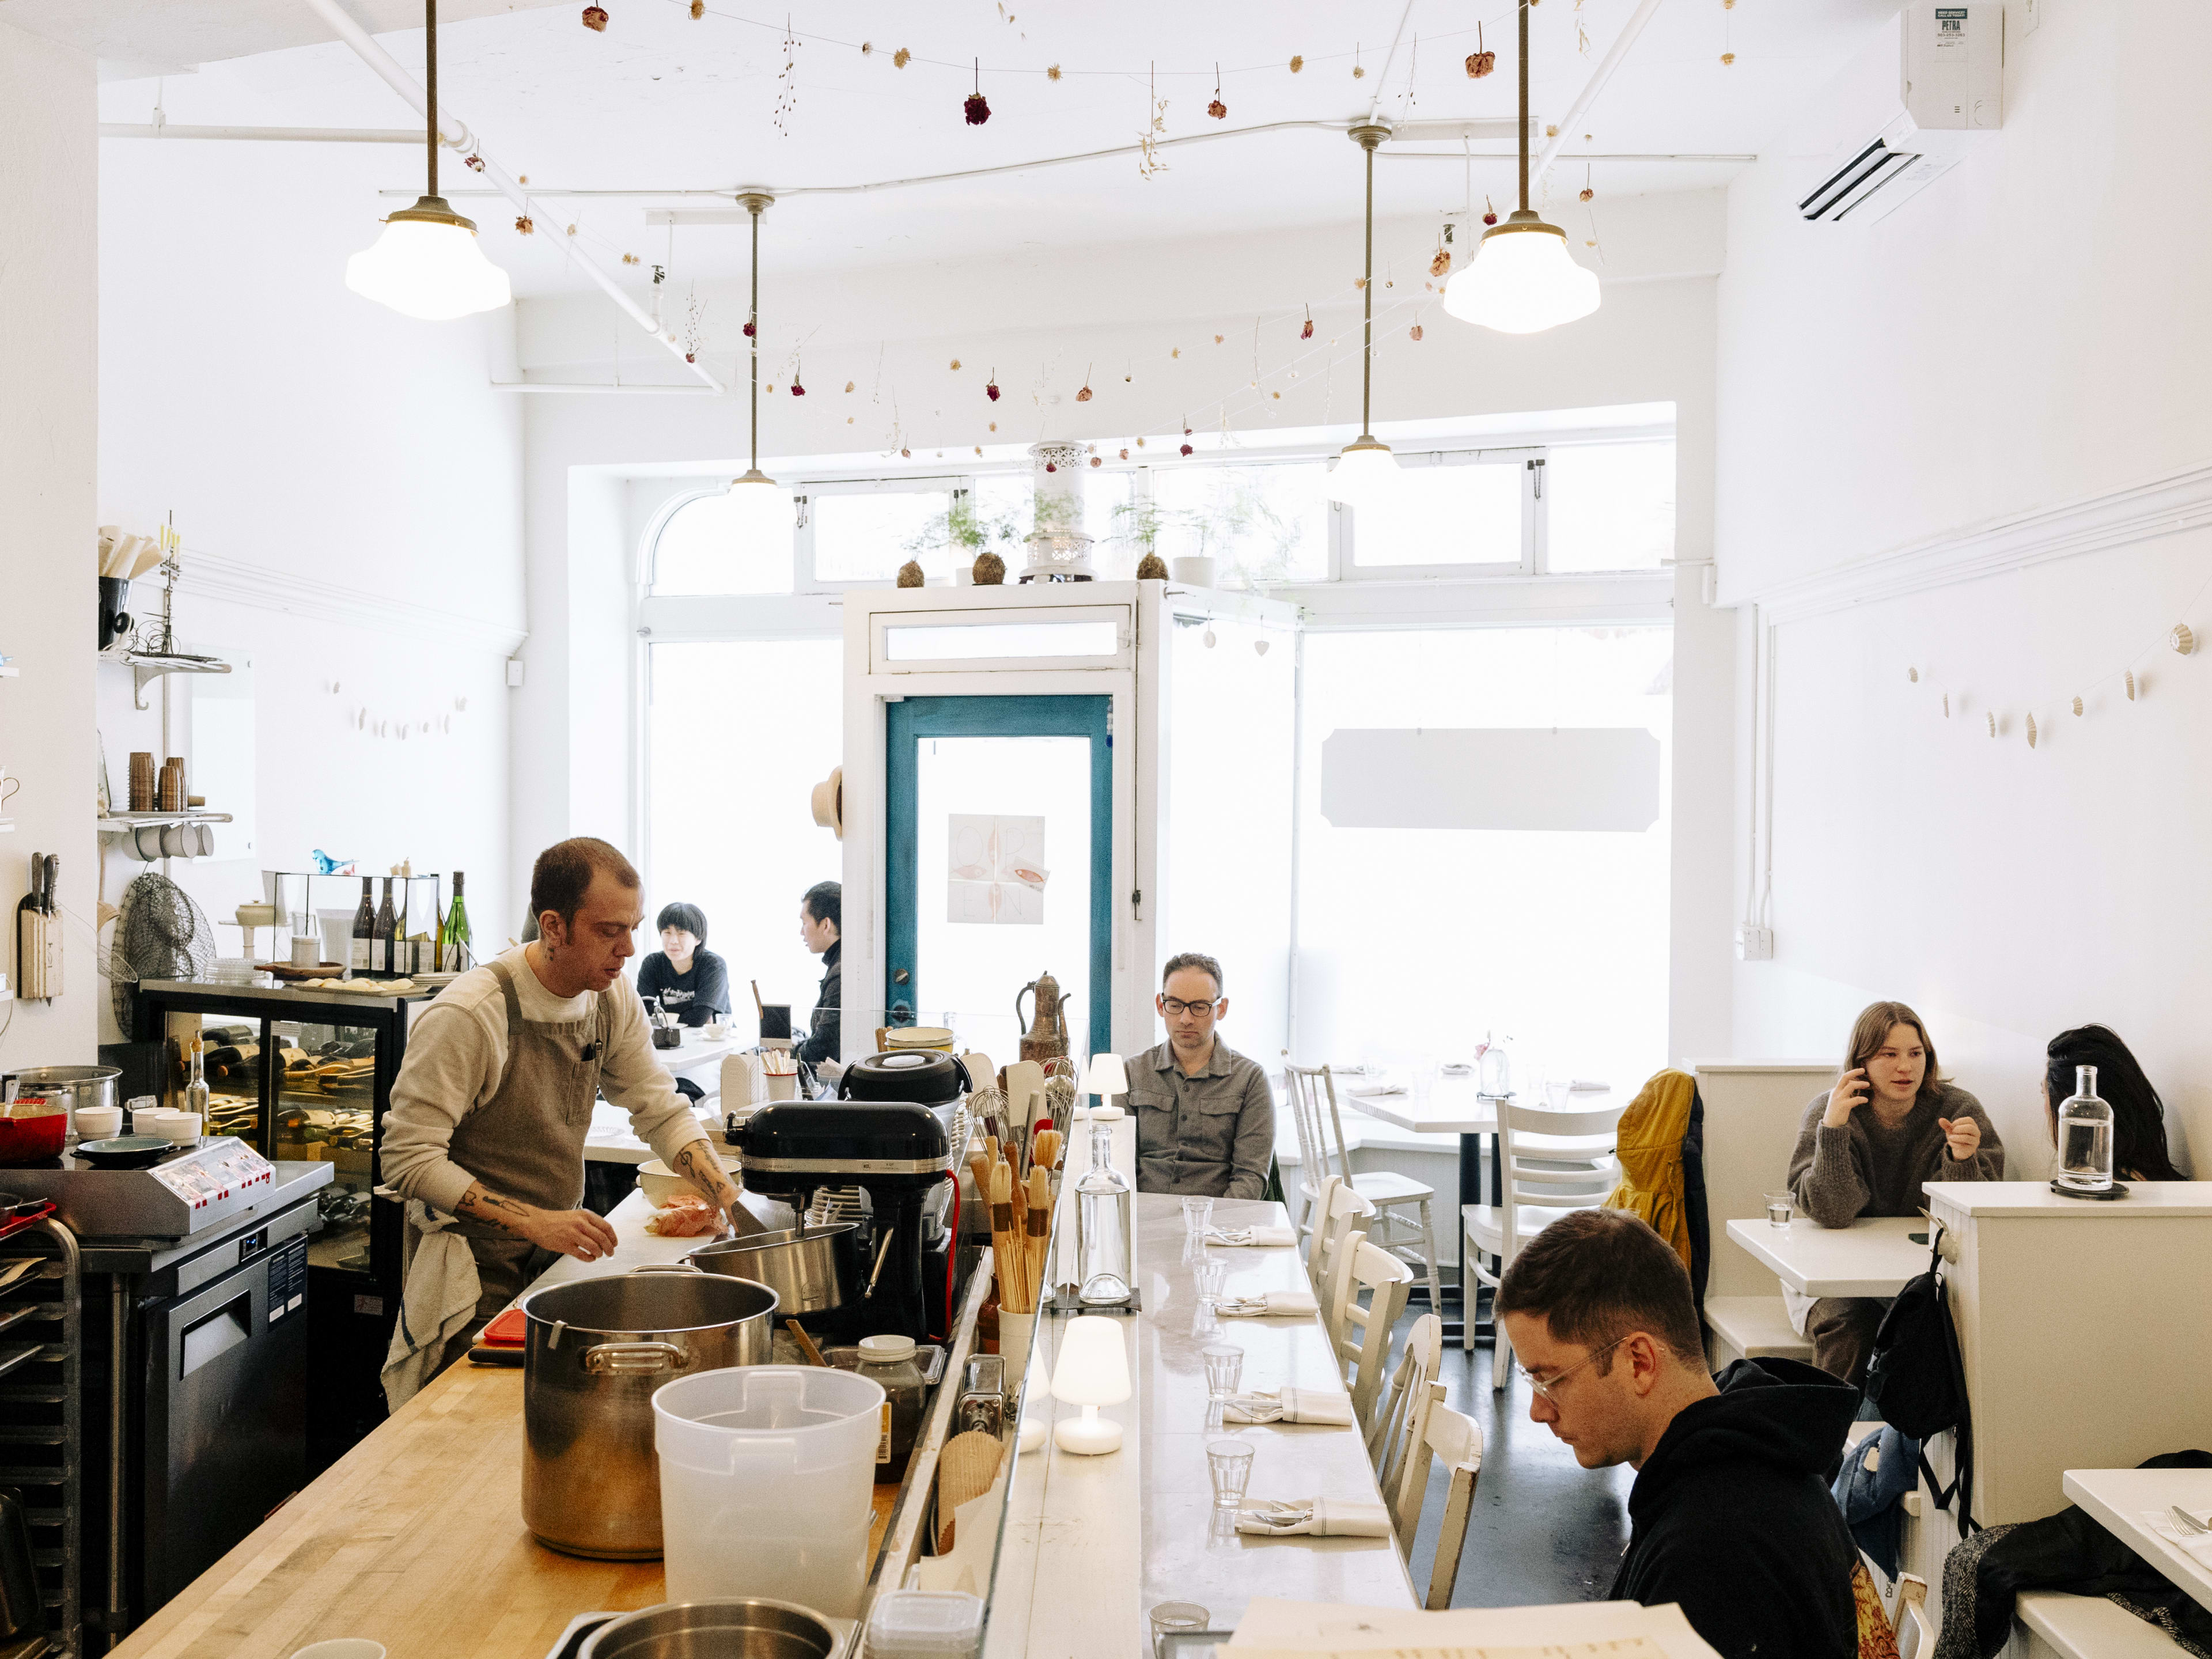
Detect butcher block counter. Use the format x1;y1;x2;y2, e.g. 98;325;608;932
107;1192;973;1659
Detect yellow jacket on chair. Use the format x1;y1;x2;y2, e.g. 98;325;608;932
1602;1067;1710;1304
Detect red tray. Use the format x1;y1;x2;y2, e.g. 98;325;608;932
480;1307;527;1347
0;1196;58;1241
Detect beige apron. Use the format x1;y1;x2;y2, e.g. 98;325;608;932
410;956;611;1369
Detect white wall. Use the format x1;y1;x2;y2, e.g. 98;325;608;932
0;19;99;1069
92;118;527;1003
1715;1;2212;1169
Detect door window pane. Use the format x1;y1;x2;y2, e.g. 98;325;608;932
652;490;794;594
815;487;957;583
1546;441;1676;571
646;641;843;1027
1350;462;1522;568
1150;462;1329;585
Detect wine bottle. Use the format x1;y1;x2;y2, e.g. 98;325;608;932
445;872;471;972
350;878;374;973
374;878;397;975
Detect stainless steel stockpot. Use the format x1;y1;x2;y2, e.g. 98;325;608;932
578;1597;842;1659
684;1222;868;1317
520;1267;777;1559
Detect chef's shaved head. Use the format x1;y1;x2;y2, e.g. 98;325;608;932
532;838;639;934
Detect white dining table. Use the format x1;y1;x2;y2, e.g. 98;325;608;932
1332;1075;1499;1342
1723;1214;1930;1298
2063;1467;2212;1617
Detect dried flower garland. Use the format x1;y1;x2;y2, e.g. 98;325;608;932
964;58;991;124
581;5;607;29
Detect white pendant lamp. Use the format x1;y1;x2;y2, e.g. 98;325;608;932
1443;2;1600;335
344;0;511;320
1327;124;1401;508
728;191;791;522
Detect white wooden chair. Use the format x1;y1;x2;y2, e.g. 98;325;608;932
1378;1378;1485;1609
1283;1060;1446;1323
1891;1575;1931;1659
1366;1312;1445;1480
1341;1239;1416;1436
1305;1175;1375;1358
1463;1096;1626;1376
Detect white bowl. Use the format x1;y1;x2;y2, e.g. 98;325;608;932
73;1106;123;1140
163;1112;203;1143
637;1159;683;1207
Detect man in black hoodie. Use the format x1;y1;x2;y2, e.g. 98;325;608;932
1497;1209;1860;1659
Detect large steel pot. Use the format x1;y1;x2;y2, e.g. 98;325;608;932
1;1065;120;1133
684;1223;868;1317
520;1268;777;1560
579;1598;841;1659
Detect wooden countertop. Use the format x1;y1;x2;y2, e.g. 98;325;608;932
111;1195;899;1659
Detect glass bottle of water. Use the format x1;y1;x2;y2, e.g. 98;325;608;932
2056;1065;2113;1192
184;1040;211;1127
1075;1124;1132;1305
1479;1033;1513;1099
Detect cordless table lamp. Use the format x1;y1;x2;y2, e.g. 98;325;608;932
1051;1316;1130;1455
1078;1051;1127;1120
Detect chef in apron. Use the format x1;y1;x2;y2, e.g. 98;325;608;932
380;837;749;1391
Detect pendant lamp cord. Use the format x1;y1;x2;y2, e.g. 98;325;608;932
1361;130;1375;437
748;201;761;471
426;0;438;200
1517;0;1529;214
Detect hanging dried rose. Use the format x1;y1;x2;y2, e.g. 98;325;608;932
1179;443;1194;456
1044;462;1056;472
464;153;485;172
685;352;696;362
790;381;806;396
986;376;1001;402
1208;97;1227;119
1409;323;1423;341
743;320;755;337
1483;206;1498;226
1430;247;1450;276
1119;448;1130;460
1580;185;1594;202
893;47;910;67
1076;384;1093;402
581;5;608;30
1090;456;1102;466
690;0;703;15
1466;50;1495;77
965;92;991;124
1301;316;1314;340
1047;63;1062;80
516;215;535;234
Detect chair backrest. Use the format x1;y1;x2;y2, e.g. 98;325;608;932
1282;1060;1354;1202
1407;1395;1484;1609
1891;1575;1931;1659
1368;1312;1444;1484
1494;1096;1626;1272
1342;1238;1415;1434
1306;1175;1375;1355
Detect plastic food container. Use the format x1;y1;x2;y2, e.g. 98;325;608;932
866;1590;985;1659
653;1364;885;1617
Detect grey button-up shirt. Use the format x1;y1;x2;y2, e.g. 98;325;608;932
1129;1038;1275;1200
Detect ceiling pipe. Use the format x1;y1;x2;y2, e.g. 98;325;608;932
101;123;421;143
299;0;720;392
1531;0;1670;186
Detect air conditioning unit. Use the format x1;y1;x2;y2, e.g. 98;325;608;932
1798;3;2003;224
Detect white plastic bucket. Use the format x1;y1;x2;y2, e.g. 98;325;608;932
653;1364;887;1617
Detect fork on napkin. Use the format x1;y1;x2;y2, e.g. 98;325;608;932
1236;1499;1393;1537
2146;1508;2212;1565
1216;1289;1319;1319
1347;1084;1406;1098
1206;1225;1297;1248
1221;1387;1354;1426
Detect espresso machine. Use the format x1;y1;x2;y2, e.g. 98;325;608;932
729;1101;954;1342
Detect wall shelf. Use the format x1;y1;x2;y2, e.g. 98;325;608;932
97;811;233;833
99;647;230;710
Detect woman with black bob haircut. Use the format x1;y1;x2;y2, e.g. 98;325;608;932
2044;1024;2186;1182
635;900;732;1027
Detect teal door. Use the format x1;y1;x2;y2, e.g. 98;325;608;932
885;696;1112;1063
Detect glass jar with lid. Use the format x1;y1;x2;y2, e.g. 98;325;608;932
854;1333;926;1481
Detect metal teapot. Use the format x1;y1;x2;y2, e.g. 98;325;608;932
1015;969;1073;1064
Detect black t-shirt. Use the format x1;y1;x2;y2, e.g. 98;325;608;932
636;948;732;1027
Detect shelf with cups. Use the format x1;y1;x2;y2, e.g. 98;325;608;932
97;646;231;711
96;811;233;830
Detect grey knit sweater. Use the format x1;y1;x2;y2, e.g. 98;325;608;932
1786;1082;2005;1227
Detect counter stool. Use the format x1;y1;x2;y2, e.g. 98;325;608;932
1283;1060;1447;1323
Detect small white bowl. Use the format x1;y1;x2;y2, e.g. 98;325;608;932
162;1112;203;1143
74;1106;123;1140
636;1159;683;1207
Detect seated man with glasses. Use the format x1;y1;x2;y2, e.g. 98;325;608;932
1498;1209;1859;1659
1128;952;1274;1200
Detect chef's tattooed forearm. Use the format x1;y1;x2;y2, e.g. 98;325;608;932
456;1181;535;1236
672;1141;740;1205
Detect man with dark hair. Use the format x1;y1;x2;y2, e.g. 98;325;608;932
1127;952;1274;1199
794;880;842;1082
1496;1209;1859;1659
382;838;750;1397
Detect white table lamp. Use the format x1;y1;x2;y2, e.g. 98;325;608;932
1051;1316;1130;1455
1078;1052;1127;1119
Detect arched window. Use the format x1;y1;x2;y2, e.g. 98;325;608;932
649;488;794;595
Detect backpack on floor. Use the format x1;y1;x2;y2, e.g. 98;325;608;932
1862;1224;1977;1529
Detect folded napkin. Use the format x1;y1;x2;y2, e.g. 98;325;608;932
1222;1387;1355;1426
1207;1224;1297;1248
1218;1289;1319;1319
1347;1084;1406;1098
2143;1509;2212;1565
1236;1498;1393;1537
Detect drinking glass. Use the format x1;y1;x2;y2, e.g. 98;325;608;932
1764;1190;1794;1229
1192;1258;1228;1310
1206;1440;1255;1513
1181;1195;1214;1241
1150;1603;1210;1657
1200;1343;1244;1403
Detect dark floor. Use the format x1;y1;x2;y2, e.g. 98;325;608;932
1394;1294;1635;1608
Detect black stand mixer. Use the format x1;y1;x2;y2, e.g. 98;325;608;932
725;1101;953;1343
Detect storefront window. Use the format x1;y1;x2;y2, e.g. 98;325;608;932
650;490;794;594
1544;440;1676;571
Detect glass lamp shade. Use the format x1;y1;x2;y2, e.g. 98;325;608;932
1080;1052;1128;1099
344;197;512;321
1051;1316;1130;1455
1326;437;1401;507
1442;211;1601;335
725;467;793;539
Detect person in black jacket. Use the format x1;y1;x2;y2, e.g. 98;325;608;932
794;881;842;1084
634;901;731;1027
1497;1208;1859;1659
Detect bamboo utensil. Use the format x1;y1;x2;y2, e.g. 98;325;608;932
935;1430;1005;1554
990;1160;1020;1312
1025;1166;1051;1306
785;1319;830;1366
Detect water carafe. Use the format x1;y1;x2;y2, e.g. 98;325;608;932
2056;1064;2113;1192
1075;1123;1132;1305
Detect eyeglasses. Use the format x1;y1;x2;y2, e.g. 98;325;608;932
1514;1334;1627;1402
1160;997;1221;1018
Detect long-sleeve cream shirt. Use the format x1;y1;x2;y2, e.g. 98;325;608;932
382;945;713;1214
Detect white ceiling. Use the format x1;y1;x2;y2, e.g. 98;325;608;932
75;0;1901;292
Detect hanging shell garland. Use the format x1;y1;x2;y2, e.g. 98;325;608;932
2072;696;2084;716
1409;322;1424;341
1431;246;1451;277
2126;669;2138;700
1942;692;1950;718
1986;713;1997;737
2026;714;2039;748
2173;623;2196;655
1289;55;1304;72
893;47;911;66
1907;666;1919;682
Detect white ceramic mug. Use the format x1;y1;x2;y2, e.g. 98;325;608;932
133;825;165;861
159;824;190;858
703;1020;728;1040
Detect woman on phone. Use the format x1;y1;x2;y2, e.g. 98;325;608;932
2044;1025;2185;1182
1783;1001;2004;1384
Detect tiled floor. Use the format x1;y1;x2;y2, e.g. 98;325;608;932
1395;1300;1637;1608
